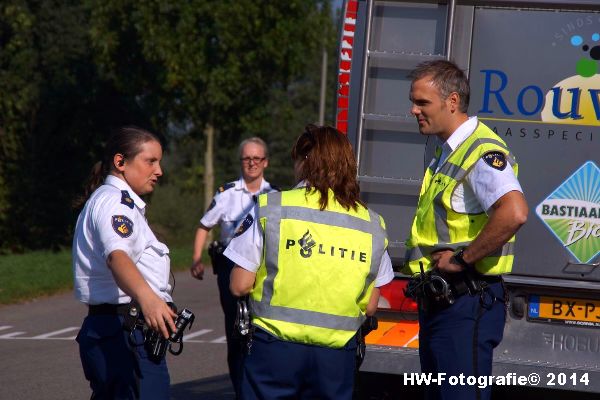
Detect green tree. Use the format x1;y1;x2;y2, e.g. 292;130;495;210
0;1;39;249
0;0;337;250
0;0;157;250
89;0;337;244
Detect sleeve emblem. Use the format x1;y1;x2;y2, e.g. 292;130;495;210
482;151;507;171
112;215;134;238
233;214;254;238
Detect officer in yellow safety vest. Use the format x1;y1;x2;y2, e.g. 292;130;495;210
402;60;529;400
224;125;394;400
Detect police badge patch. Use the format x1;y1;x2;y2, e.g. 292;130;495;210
121;190;134;209
234;214;254;238
112;215;134;238
482;151;507;171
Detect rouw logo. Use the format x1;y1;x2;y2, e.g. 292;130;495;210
479;33;600;126
570;33;600;78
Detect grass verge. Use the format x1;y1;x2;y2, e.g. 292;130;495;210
0;246;196;305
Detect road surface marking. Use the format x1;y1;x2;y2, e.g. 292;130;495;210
0;331;25;338
30;327;79;339
0;326;226;343
183;329;212;340
210;336;227;343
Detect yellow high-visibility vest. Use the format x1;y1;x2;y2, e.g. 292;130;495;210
403;122;518;276
251;188;388;348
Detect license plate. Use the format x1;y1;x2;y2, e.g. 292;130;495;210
528;295;600;328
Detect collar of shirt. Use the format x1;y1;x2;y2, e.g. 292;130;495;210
293;180;308;189
437;116;478;172
104;175;146;211
236;176;270;194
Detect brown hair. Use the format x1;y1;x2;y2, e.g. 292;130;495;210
408;60;470;113
73;126;161;208
291;124;364;211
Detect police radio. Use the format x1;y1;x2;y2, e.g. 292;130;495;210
126;304;195;360
146;307;195;358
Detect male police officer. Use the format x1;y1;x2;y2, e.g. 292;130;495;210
403;61;528;400
190;137;278;397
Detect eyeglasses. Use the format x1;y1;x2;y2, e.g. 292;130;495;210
240;157;266;164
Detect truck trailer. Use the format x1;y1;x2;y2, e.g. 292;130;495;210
336;0;600;394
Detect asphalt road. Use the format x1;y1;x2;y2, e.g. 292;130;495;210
0;270;587;400
0;270;233;400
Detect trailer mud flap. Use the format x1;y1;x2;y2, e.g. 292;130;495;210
365;320;419;348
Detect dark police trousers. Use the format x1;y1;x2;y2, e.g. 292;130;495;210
419;281;505;400
215;252;243;397
240;328;357;400
76;314;169;400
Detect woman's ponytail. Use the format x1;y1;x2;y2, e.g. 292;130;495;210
72;160;108;209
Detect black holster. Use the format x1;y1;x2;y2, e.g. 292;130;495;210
208;241;226;275
356;316;378;369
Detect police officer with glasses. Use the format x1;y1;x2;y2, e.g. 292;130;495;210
73;127;177;399
190;137;277;397
403;60;528;400
226;125;394;400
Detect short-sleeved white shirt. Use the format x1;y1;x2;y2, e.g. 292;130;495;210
200;177;277;245
72;175;172;305
433;117;523;213
224;200;394;288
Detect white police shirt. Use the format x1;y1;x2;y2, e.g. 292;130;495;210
434;116;523;213
224;197;394;288
73;175;172;305
200;177;277;246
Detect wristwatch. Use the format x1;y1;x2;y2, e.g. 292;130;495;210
453;248;475;270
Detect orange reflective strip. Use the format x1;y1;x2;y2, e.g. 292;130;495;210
365;320;419;348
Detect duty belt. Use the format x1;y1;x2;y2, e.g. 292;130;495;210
88;302;175;317
406;268;504;310
444;272;502;298
88;303;131;316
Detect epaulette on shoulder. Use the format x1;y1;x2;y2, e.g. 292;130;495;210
217;182;236;193
120;190;135;209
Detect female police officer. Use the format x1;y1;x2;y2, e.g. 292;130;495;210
73;126;177;399
224;125;394;400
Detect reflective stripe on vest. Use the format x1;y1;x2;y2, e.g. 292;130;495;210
405;122;518;275
251;189;387;348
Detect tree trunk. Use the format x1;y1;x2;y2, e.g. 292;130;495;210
203;122;215;247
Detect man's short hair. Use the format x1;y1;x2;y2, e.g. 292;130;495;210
408;60;470;113
238;137;269;159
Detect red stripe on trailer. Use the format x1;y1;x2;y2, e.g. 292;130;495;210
336;0;358;134
339;60;351;72
347;0;358;13
336;121;348;133
338;84;349;97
